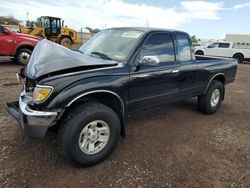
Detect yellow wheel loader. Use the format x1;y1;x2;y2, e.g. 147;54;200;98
19;16;80;48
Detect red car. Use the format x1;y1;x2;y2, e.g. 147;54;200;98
0;25;40;65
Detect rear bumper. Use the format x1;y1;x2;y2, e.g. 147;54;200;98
7;91;58;138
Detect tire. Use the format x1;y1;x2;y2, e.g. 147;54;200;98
198;80;224;114
233;53;244;63
195;50;204;55
15;48;32;65
57;102;121;167
60;37;72;48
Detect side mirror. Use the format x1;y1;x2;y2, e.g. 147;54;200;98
3;28;10;34
139;56;160;66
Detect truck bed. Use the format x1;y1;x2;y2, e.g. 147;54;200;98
195;55;238;86
195;55;236;62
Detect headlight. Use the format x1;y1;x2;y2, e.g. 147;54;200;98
33;85;53;103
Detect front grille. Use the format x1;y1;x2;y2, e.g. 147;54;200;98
25;78;35;93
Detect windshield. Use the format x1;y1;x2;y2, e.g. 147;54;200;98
79;29;143;61
40;17;50;28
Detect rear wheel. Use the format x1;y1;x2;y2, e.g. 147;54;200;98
57;102;121;166
15;48;32;65
195;50;204;55
233;53;244;63
60;37;72;48
198;80;224;114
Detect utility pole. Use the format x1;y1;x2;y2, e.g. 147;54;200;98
80;27;83;45
146;20;149;27
26;12;29;21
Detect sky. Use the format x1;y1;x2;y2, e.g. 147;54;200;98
0;0;250;39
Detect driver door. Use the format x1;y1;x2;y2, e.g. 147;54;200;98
50;19;61;35
128;32;181;111
0;26;14;55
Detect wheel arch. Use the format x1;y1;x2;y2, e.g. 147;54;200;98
233;52;244;58
204;73;225;99
195;50;204;55
63;90;126;136
15;44;34;55
60;35;73;43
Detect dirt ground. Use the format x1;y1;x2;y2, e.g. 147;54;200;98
0;58;250;188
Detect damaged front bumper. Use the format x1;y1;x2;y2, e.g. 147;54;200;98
7;91;58;138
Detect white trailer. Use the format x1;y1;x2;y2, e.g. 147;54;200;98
225;34;250;44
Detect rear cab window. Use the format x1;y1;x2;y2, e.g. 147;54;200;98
176;34;192;61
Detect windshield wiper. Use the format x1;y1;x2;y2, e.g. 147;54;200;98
90;51;112;60
77;50;84;54
72;49;84;54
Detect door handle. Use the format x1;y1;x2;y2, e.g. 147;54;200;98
172;70;179;73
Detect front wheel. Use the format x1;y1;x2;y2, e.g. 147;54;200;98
15;48;32;65
198;80;224;114
57;102;121;167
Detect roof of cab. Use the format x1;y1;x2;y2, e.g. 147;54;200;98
108;27;189;35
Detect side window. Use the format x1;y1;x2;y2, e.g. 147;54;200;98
0;26;4;33
141;33;175;63
219;43;230;48
51;20;57;27
45;20;49;28
176;34;192;61
207;43;219;48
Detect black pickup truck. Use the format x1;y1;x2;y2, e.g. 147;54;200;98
7;27;237;166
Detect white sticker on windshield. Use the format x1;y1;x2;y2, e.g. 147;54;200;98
121;31;141;38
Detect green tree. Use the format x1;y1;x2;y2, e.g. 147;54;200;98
191;35;199;43
86;27;100;33
0;16;20;25
92;28;100;33
26;20;38;28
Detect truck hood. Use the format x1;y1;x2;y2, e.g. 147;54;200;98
25;39;118;80
16;33;40;41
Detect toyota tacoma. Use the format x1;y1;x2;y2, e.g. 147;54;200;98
7;27;238;166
